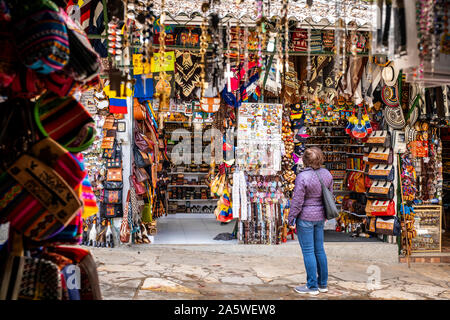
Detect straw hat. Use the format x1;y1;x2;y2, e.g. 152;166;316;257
382;61;400;87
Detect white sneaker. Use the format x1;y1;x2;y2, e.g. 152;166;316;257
318;286;328;293
294;285;319;296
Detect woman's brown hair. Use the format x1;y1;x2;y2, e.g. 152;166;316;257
302;147;324;170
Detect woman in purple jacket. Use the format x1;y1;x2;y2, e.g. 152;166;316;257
288;147;333;295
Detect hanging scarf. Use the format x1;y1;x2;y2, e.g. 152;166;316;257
231;170;248;220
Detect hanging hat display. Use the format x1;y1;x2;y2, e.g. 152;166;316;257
384;104;406;129
381;85;400;107
381;61;399;87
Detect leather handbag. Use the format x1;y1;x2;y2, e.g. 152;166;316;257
365;130;391;148
134;130;153;153
314;170;339;220
366;164;395;181
131;174;146;195
375;216;401;236
103;189;122;204
368;147;393;164
367;181;394;200
135;166;150;182
365;200;396;216
107;168;122;182
133;145;149;168
133;98;146;120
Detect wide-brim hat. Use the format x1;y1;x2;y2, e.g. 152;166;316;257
382;61;399;87
381;85;400;107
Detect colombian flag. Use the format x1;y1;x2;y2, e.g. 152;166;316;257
109;98;128;114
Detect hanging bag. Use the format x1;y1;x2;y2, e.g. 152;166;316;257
375;216;401;235
366;130;391;148
103;189;122;204
366;164;395;181
314;170;339;220
14;6;70;74
106;168;122;182
368;147;393;164
133;98;146;120
34;92;96;153
367;181;394;200
365;200;396;216
120;190;132;243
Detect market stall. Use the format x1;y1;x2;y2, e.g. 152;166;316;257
0;0;450;303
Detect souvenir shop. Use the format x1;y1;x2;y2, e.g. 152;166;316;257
0;0;450;301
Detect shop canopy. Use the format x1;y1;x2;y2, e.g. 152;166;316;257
152;0;374;29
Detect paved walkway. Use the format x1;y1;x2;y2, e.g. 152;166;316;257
90;243;450;300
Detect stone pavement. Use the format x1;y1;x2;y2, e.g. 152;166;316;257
89;243;450;300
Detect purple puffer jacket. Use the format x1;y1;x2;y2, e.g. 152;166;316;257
288;167;334;225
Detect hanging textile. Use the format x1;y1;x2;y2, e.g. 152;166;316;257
174;50;202;101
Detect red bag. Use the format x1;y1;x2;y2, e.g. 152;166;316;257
365;200;396;216
131;174;146;195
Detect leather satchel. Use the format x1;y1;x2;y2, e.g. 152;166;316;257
368;147;393;164
107;168;122;182
375;216;401;236
134;131;152;154
314;170;339;220
366;130;391;148
367;181;394;200
365;200;396;216
135;166;150;182
133;98;146;120
366;164;395;181
131;174;146;195
133;145;149;167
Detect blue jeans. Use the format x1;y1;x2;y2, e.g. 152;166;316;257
296;219;328;289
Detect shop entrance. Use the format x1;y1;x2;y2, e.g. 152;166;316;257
153;118;238;244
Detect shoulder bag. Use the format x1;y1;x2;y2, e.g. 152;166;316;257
367;181;394;200
120;190;131;243
314;170;339;220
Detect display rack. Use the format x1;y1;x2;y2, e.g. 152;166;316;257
411;205;442;253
